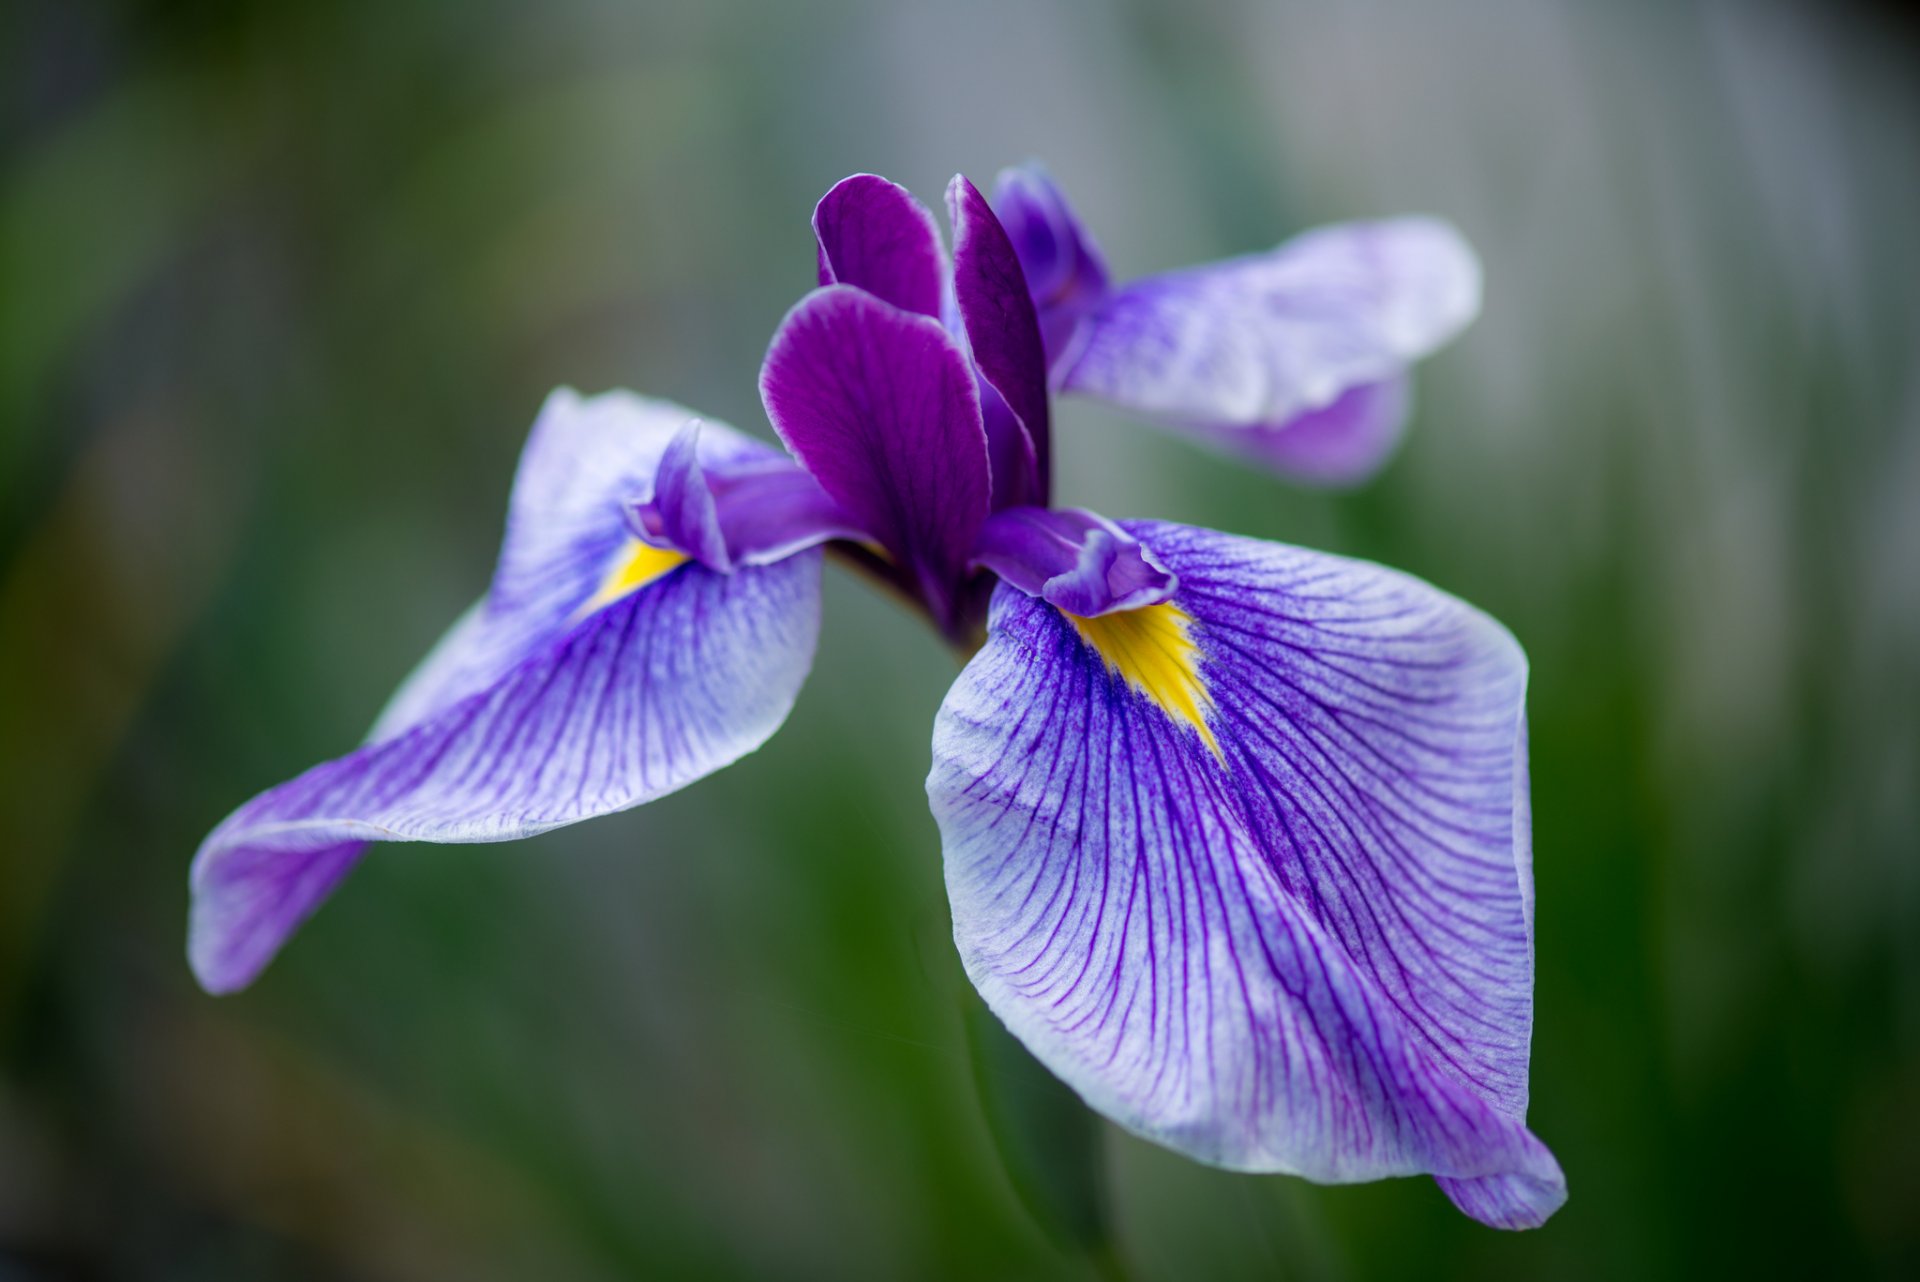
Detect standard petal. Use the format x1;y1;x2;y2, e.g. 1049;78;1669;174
1056;219;1479;481
990;163;1110;365
929;521;1562;1227
193;389;824;993
759;284;990;633
813;173;946;318
948;174;1051;507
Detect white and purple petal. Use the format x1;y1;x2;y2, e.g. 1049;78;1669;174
1179;377;1414;489
370;390;776;739
929;521;1562;1228
759;284;991;634
191;391;823;993
1056;217;1479;486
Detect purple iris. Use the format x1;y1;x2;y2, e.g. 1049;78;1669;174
188;168;1562;1230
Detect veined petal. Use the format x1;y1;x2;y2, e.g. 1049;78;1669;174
760;284;990;632
371;390;779;740
948;174;1051;508
813;173;946;318
1057;218;1479;485
191;391;824;993
929;521;1561;1227
1182;377;1413;489
990;163;1110;366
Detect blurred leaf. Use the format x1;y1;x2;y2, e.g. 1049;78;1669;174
962;989;1124;1276
0;73;231;499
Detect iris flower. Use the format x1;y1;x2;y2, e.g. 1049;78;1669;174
189;170;1564;1229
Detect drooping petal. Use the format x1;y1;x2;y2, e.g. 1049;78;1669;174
1181;377;1413;488
972;506;1174;618
1056;218;1479;485
813;174;946;318
629;422;868;571
760;284;990;633
929;520;1562;1228
990;163;1110;365
370;390;778;740
191;391;824;993
948;174;1051;508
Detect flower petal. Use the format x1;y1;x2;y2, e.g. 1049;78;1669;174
972;506;1175;618
813;173;946;318
1056;219;1479;484
929;521;1562;1227
759;284;990;633
1181;377;1413;489
629;422;867;571
370;389;780;740
990;164;1110;366
948;174;1051;508
191;391;823;993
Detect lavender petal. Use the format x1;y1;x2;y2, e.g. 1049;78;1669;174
929;520;1562;1227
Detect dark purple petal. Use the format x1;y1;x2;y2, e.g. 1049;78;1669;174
192;391;824;993
1057;218;1479;486
759;284;990;632
991;163;1110;365
1181;377;1413;488
948;174;1051;507
813;174;945;318
929;521;1562;1227
630;422;869;571
973;505;1175;617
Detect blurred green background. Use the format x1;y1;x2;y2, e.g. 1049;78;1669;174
4;0;1917;1277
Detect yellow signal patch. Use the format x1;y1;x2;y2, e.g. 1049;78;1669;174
575;538;688;619
1066;601;1220;759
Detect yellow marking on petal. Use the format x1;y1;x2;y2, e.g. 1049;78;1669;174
1066;601;1221;760
574;538;687;620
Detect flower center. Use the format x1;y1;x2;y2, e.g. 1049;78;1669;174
1066;601;1220;759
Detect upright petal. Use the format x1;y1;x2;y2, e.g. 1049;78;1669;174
929;521;1562;1227
191;391;824;993
1057;218;1479;485
991;163;1110;365
948;174;1051;507
813;174;946;318
760;284;990;633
